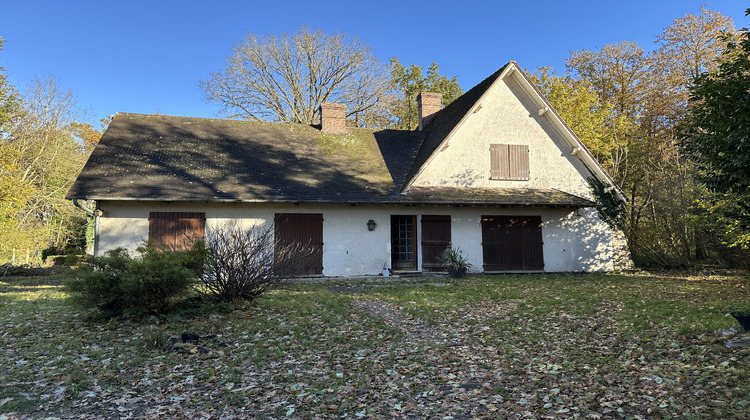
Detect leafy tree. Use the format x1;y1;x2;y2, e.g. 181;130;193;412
647;7;737;138
567;41;651;120
680;8;750;248
0;143;35;261
0;73;100;263
0;37;36;262
0;38;21;132
201;27;390;127
564;8;738;267
70;121;104;153
653;6;738;87
566;42;654;234
527;67;634;175
389;59;463;129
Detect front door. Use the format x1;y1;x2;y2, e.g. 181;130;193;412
391;215;417;271
274;213;324;275
481;215;544;271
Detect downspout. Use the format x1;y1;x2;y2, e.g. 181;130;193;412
72;199;100;257
72;198;94;215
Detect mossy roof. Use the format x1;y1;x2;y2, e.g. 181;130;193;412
68;113;424;202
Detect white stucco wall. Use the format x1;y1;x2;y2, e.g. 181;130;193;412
412;72;593;198
96;201;614;276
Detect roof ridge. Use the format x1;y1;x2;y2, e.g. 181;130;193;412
400;63;511;191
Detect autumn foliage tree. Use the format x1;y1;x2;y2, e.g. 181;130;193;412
0;38;34;262
0;38;102;263
543;7;739;267
527;67;634;175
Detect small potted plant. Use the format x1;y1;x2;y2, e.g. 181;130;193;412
440;247;472;278
729;304;750;332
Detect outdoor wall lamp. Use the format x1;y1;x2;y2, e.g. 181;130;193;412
94;209;104;217
367;219;377;231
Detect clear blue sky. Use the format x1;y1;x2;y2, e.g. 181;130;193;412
3;0;747;126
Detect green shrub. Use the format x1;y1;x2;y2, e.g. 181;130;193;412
64;243;206;318
440;247;472;275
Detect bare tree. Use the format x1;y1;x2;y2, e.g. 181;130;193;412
198;223;314;302
201;27;390;126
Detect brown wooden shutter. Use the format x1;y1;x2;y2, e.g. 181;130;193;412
421;215;451;271
490;144;529;181
508;144;529;180
274;213;323;275
490;144;509;180
149;212;205;250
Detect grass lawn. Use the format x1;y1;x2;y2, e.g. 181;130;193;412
1;271;749;419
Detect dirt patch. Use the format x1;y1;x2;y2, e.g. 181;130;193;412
352;299;443;342
352;298;520;347
326;281;449;295
326;284;365;294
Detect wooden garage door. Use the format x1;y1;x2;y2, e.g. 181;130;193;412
421;215;451;272
481;216;544;272
149;212;205;250
274;213;323;275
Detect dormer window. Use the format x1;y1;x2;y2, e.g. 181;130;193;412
490;144;529;181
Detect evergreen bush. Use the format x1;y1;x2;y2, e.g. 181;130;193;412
64;243;205;318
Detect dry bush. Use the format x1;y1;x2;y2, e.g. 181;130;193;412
198;223;314;302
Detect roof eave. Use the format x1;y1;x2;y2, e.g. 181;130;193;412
397;201;594;208
510;63;627;203
69;195;594;208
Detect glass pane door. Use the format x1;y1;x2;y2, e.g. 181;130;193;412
391;215;417;270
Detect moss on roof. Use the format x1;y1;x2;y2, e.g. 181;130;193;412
68;113;424;202
68;112;596;208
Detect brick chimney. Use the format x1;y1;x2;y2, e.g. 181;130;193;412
417;92;442;131
320;103;346;133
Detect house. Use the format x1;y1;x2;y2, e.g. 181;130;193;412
67;62;632;276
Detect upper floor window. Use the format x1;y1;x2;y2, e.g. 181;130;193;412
490;144;529;181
